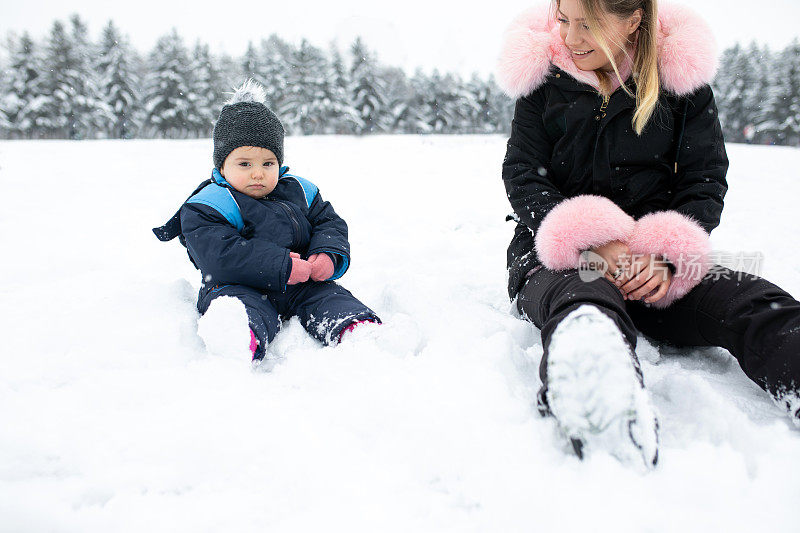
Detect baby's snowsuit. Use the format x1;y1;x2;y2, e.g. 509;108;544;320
154;167;380;358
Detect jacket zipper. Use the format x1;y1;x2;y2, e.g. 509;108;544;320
593;94;611;122
599;94;610;118
273;199;301;249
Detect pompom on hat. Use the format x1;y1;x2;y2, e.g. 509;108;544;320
212;79;285;169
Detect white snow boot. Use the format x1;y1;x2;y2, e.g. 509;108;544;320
197;296;253;360
543;305;659;469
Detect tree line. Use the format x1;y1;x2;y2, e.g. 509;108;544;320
0;15;512;140
0;15;798;146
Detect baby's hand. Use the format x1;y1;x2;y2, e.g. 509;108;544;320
287;253;312;285
308;253;335;281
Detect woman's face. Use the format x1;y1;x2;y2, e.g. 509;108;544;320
556;0;642;72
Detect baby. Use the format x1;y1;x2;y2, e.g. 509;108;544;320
154;81;380;359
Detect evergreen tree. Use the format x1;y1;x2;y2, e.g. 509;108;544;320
396;70;433;134
70;14;108;138
714;44;760;142
761;40;800;146
241;42;263;86
487;75;514;134
279;39;325;134
328;45;361;134
448;72;480;133
1;32;47;138
36;15;107;139
417;70;476;133
97;20;138;138
349;37;387;134
466;74;497;133
215;52;242;101
142;29;193;138
39;20;75;137
745;42;772;144
381;66;422;134
259;35;294;116
187;42;221;137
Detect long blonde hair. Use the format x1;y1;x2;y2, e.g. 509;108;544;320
555;0;660;135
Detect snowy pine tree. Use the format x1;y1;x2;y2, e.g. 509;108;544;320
466;74;499;133
381;66;415;133
143;29;193;138
96;21;138;138
349;37;388;134
186;42;221;137
279;39;331;134
744;43;772;144
259;35;294;116
487;75;514;134
39;20;76;137
70;15;108;138
713;44;760;143
761;40;800;146
241;42;263;86
417;70;476;133
214;52;242;99
328;45;361;134
1;32;47;138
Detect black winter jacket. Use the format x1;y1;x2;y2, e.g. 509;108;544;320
498;4;728;301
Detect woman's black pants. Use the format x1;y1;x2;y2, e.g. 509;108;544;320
517;265;800;417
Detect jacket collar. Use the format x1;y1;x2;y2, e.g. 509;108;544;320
497;2;719;98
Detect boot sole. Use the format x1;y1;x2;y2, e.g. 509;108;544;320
546;305;659;468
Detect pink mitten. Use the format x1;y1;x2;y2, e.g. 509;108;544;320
308;253;335;281
287;253;312;285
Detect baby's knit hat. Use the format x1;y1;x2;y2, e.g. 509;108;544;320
213;79;285;169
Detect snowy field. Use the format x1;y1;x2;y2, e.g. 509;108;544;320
1;136;799;532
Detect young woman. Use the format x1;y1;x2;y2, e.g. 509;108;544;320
497;0;800;467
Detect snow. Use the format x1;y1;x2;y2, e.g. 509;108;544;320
1;136;799;531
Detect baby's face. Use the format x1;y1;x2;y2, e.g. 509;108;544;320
220;146;280;198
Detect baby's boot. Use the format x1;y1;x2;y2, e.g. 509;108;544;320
337;319;380;344
197;296;253;360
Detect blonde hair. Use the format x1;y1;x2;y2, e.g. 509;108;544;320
554;0;660;135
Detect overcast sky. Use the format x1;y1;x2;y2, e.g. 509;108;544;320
3;0;798;76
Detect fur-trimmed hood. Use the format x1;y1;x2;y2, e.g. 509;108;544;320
497;2;719;98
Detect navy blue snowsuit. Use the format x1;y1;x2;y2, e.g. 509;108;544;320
154;167;380;357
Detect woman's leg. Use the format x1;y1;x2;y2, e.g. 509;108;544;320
517;267;658;466
627;266;800;423
517;267;639;390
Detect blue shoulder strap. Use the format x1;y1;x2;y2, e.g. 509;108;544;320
280;166;319;208
185;170;245;232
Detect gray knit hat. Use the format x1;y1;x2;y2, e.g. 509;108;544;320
212;80;285;170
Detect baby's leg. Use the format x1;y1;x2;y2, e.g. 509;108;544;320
287;281;380;345
198;284;281;359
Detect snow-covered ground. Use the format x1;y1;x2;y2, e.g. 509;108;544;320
1;136;798;532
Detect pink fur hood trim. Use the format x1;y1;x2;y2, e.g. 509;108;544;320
497;2;719;98
627;211;711;308
535;195;636;270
